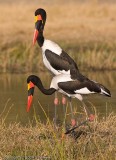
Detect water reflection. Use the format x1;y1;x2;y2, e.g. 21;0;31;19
0;71;115;125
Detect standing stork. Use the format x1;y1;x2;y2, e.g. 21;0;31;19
32;8;80;125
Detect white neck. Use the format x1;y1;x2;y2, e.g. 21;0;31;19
42;39;62;55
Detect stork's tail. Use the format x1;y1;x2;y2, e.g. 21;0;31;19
99;83;111;97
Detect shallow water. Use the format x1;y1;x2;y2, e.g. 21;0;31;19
0;71;115;125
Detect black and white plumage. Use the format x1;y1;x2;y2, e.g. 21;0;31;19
27;73;111;112
33;8;79;75
32;8;80;126
50;74;111;99
31;8;111;125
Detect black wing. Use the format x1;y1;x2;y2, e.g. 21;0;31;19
60;50;79;71
58;80;101;94
45;49;79;73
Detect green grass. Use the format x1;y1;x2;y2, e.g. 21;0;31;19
0;112;115;160
0;40;116;73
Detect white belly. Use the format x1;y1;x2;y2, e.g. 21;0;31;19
75;87;95;94
58;89;83;101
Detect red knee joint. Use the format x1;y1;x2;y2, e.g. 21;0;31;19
88;114;95;122
71;119;76;126
54;97;58;105
62;97;66;105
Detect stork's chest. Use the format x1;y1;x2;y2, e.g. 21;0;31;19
42;52;50;68
41;50;60;75
41;39;62;55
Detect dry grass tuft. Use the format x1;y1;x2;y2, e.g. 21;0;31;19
0;113;115;159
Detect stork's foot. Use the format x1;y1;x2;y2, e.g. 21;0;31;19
70;130;87;140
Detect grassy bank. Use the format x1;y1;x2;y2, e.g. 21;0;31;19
0;113;115;159
0;1;116;72
0;40;116;73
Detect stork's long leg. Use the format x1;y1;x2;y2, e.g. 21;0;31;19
62;96;66;126
69;98;76;126
65;101;95;135
54;92;58;127
82;101;89;119
82;101;94;121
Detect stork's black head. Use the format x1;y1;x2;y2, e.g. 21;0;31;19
26;75;41;112
35;8;46;23
33;8;47;45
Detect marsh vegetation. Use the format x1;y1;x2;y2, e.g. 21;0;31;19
0;112;115;160
0;1;116;159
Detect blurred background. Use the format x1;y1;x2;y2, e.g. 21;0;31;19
0;0;116;125
0;0;116;72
